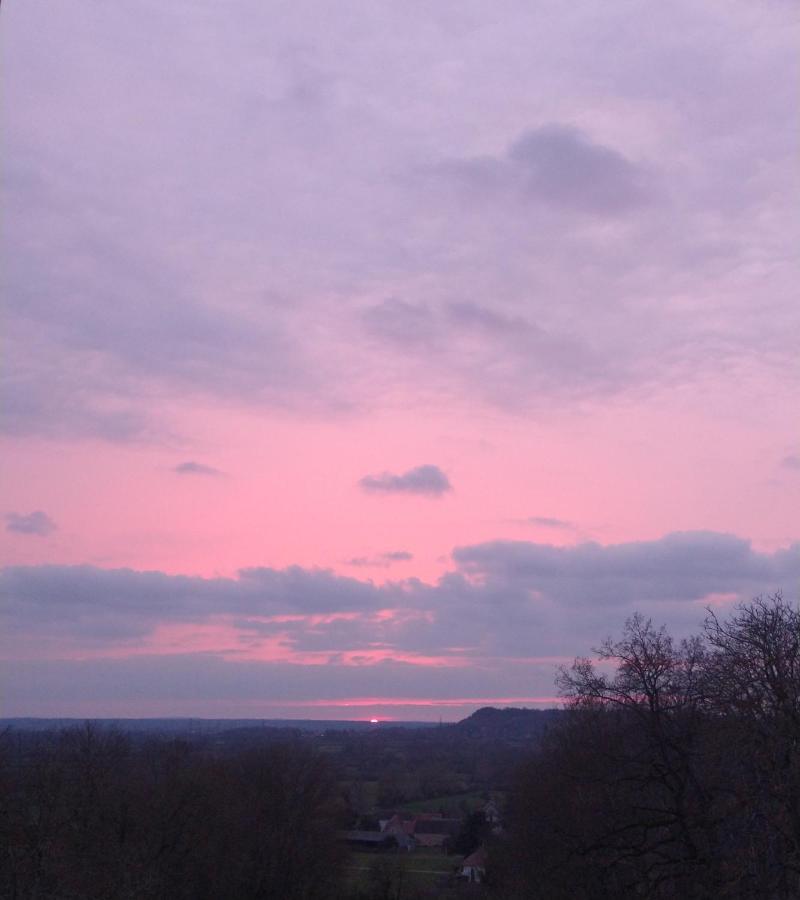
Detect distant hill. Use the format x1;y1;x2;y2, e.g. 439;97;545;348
452;706;564;740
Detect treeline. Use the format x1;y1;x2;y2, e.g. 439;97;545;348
0;716;527;899
495;593;800;899
0;731;345;899
333;726;527;810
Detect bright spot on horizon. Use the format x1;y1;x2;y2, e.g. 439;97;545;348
370;718;379;724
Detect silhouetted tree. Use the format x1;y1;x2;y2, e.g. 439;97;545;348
498;595;800;899
702;593;800;892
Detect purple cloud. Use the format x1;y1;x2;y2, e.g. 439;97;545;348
433;124;651;216
3;531;798;658
5;511;56;537
2;531;800;715
508;125;650;214
359;465;452;496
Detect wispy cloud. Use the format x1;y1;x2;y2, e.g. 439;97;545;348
173;461;225;477
524;516;575;531
345;551;414;568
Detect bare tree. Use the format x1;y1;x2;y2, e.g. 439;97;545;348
703;593;800;893
501;599;800;898
551;615;721;897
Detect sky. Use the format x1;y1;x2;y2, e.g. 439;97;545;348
2;0;799;721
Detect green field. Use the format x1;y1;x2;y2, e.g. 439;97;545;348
346;850;462;891
399;789;503;816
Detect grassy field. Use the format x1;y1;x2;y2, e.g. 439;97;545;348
399;790;502;816
340;780;505;818
346;850;462;890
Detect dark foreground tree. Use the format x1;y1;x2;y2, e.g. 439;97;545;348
0;731;344;900
703;594;800;890
497;594;800;900
453;810;490;857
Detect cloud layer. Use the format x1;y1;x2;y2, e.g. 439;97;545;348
3;0;797;439
3;531;798;715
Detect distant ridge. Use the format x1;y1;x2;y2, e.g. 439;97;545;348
453;706;564;740
1;711;564;740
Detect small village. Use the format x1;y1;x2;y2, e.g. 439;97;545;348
341;799;501;891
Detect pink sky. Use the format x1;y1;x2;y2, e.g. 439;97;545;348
2;0;799;720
